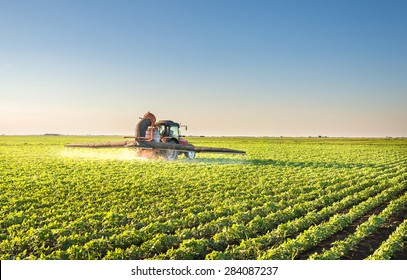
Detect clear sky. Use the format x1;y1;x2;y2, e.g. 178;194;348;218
1;0;406;137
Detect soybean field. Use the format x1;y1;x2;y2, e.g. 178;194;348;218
0;136;406;260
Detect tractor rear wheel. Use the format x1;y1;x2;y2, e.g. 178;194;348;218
163;140;178;160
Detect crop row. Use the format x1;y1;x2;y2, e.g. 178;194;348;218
308;191;407;259
366;218;407;260
258;178;406;259
218;173;406;260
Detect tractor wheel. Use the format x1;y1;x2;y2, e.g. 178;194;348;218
185;151;196;159
163;140;178;161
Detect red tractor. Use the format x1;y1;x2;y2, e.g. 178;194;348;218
134;112;196;160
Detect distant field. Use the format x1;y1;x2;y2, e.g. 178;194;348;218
0;136;406;259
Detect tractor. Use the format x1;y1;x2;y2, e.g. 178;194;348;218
65;111;245;160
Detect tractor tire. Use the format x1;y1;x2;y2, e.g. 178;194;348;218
163;139;178;161
184;151;196;159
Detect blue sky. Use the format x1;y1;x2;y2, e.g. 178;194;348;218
1;0;406;136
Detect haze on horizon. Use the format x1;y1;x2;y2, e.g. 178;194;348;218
1;0;406;137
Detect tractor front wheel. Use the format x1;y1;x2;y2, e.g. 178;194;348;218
185;151;196;159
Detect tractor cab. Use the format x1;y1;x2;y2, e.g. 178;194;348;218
156;120;180;139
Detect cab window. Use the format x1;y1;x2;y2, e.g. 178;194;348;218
169;126;179;138
159;125;167;136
